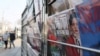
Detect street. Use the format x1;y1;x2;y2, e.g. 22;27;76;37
0;38;21;56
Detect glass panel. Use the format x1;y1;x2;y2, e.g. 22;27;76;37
68;0;83;8
51;0;69;12
48;0;70;15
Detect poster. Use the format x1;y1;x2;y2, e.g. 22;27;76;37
47;16;60;56
65;10;82;56
47;9;82;56
76;0;100;56
27;23;41;53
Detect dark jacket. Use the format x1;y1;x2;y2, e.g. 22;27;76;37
10;33;15;41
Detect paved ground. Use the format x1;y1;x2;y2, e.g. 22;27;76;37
0;38;21;56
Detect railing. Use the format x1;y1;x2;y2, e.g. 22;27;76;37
22;35;100;54
48;39;100;53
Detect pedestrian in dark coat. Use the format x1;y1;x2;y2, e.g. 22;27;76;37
9;31;15;48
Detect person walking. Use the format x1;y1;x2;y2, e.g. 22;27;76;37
2;31;9;49
9;31;15;48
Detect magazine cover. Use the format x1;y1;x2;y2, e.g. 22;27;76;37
47;9;82;56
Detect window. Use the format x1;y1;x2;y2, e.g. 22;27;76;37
48;0;70;15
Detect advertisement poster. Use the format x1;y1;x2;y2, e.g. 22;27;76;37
26;23;41;54
47;16;60;56
76;0;100;56
47;9;82;56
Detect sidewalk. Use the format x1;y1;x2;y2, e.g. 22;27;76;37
0;38;21;56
